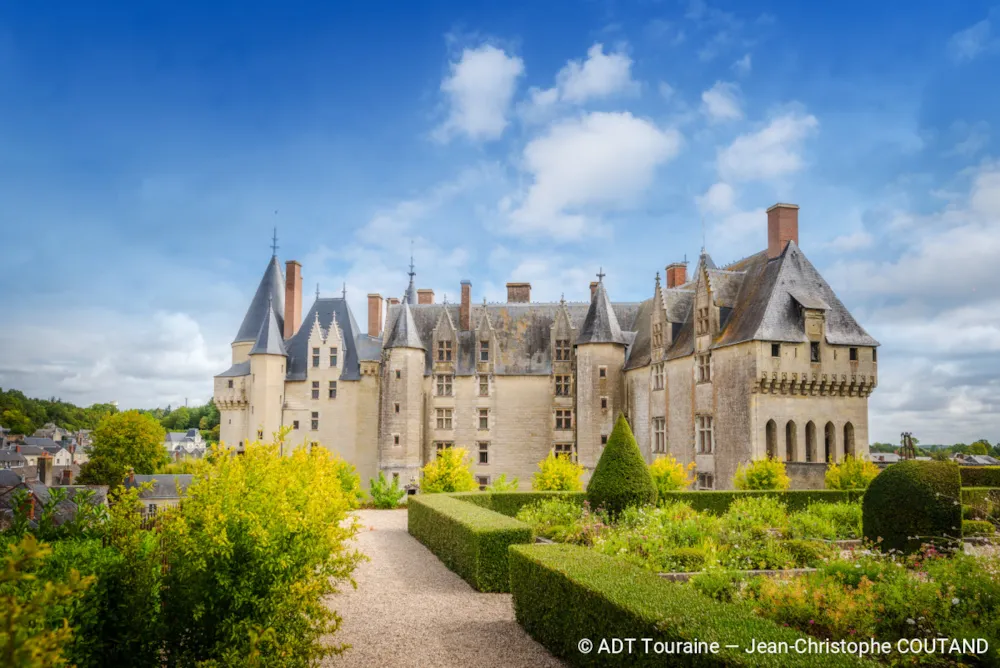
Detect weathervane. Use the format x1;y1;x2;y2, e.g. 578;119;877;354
342;282;347;299
316;283;320;300
597;267;605;282
271;227;279;256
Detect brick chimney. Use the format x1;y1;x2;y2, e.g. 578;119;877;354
767;203;799;259
589;281;599;300
665;262;687;289
367;294;383;337
61;468;73;486
506;282;531;303
460;281;471;331
417;289;434;305
38;453;53;487
284;260;303;338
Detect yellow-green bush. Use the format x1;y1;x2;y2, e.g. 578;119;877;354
825;456;880;490
532;452;585;491
733;458;790;491
649;455;695;497
421;447;477;493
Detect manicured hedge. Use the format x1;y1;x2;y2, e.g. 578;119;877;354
657;490;863;515
963;520;996;537
449;491;587;517
407;494;533;592
587;413;658;516
961;487;1000;520
863;460;962;553
960;467;1000;488
509;543;873;667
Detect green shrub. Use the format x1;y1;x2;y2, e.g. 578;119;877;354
781;539;837;567
733;458;790;490
532;452;585;491
664;546;710;571
587;413;657;516
508;543;872;667
369;472;407;509
657;490;862;515
333;457;364;508
648;455;694;497
515;498;600;544
689;569;743;602
960;466;1000;487
486;473;520;492
862;460;962;554
788;502;863;541
824;456;880;490
963;520;996;537
961;487;1000;520
408;494;532;592
420;447;477;493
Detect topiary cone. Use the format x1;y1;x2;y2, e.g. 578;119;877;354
587;413;658;516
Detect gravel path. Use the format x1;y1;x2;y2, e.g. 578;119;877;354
324;509;564;668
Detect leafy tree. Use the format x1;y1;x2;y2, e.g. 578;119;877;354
1;408;34;435
649;455;696;496
369;472;406;509
160;406;191;432
969;440;991;456
825;455;881;490
531;452;584;491
331;457;364;509
587;413;658;515
733;458;791;490
0;535;95;667
420;447;477;493
77;411;168;487
486;474;519;492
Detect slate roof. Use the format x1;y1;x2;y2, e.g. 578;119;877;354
383;298;643;376
217;361;251;378
385;300;424;350
23;437;58;448
12;444;45;456
125;474;195;499
0;469;24;485
285;297;370;381
577;281;628;345
249;300;288;356
233;256;285;344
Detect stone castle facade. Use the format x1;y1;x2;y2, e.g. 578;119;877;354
213;204;879;490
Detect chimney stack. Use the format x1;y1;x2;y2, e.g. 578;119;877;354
38;454;53;487
767;203;799;259
367;294;383;337
61;468;73;486
665;262;688;289
284;260;303;338
459;281;472;330
417;289;434;305
506;282;531;303
589;282;599;301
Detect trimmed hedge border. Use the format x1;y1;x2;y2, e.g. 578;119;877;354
449;491;587;517
407;494;532;592
657;490;864;515
960;467;1000;488
509;543;873;667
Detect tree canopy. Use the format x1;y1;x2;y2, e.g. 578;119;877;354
77;411;169;487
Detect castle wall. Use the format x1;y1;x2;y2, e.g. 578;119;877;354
575;343;626;474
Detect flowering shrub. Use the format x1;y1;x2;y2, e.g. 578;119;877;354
825;455;880;490
516;498;607;545
733;458;791;490
787;502;863;540
649;455;695;497
486;474;519;492
420;447;477;493
531;452;585;491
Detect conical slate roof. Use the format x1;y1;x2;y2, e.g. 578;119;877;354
385;300;424;349
249;299;287;356
234;256;285;343
577;280;627;345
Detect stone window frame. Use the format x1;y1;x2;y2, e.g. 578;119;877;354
696;307;710;336
393;434;400;446
479;340;489;363
478;408;489;431
395;369;401;379
394;402;400;414
227;379;234;389
330;347;338;367
478;441;489;465
328;381;337;399
849;347;858;361
652;363;665;391
652;322;663;348
312;347;321;368
555;374;572;396
479;376;490;397
435;408;453;430
311;412;319;431
600;396;608;410
696;472;715;490
652;417;666;453
475;475;490;491
435;441;454;456
696;353;711;383
554;442;576;460
810;341;821;363
696;415;714;454
598;365;607;379
873;348;878;363
554;339;571;361
292;420;299;430
437;339;453;362
555;409;573;430
771;343;781;358
436;374;454;397
601;434;608;445
311;381;320;400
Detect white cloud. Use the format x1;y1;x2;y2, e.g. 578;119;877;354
434;45;524;143
948;18;996;62
508;112;682;238
732;53;752;75
700;81;743;122
518;43;638;122
696;182;735;214
826;230;873;252
658;81;675;100
946;121;990;157
717;112;818;181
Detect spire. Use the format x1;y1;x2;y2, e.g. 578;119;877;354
577;271;626;345
655;271;661;289
233;256;285;343
316;283;320;300
271;227;279;257
385;300;425;350
403;245;418;304
250;297;287;356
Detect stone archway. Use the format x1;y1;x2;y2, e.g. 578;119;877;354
825;422;836;463
844;422;856;459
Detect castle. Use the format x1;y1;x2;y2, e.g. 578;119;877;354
213;203;879;490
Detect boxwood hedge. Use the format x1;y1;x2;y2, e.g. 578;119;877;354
960;467;1000;488
657;490;863;515
449;490;587;517
863;460;962;553
509;543;873;667
407;494;533;592
961;487;1000;520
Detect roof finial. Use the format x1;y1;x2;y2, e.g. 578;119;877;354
560;293;566;305
316;283;320;300
342;282;347;299
655;271;661;288
700;215;707;254
597;267;605;282
271;227;279;256
408;240;415;279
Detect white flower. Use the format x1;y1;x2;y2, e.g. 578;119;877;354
906;618;916;625
952;598;960;605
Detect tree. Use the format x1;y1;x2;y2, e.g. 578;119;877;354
969;440;991;456
78;411;168;487
587;413;658;516
1;408;34;435
420;447;477;493
161;406;191;432
531;452;584;491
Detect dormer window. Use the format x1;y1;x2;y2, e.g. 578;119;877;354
330;347;338;366
479;340;489;362
696;307;710;336
312;348;320;368
437;340;452;362
810;342;820;363
555;339;571;361
652;322;663;348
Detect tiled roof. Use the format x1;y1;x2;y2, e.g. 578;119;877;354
249;300;288;356
577;281;627;345
233;256;285;344
385;301;425;350
125;474;195;499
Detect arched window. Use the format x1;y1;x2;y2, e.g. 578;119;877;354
805;421;816;463
785;421;797;461
825;422;836;463
766;420;777;458
844;422;856;458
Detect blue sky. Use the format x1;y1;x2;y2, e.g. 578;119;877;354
0;0;998;444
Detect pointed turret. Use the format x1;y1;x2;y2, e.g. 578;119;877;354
577;271;626;345
385;301;424;350
402;252;418;304
250;299;287;356
234;256;285;343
